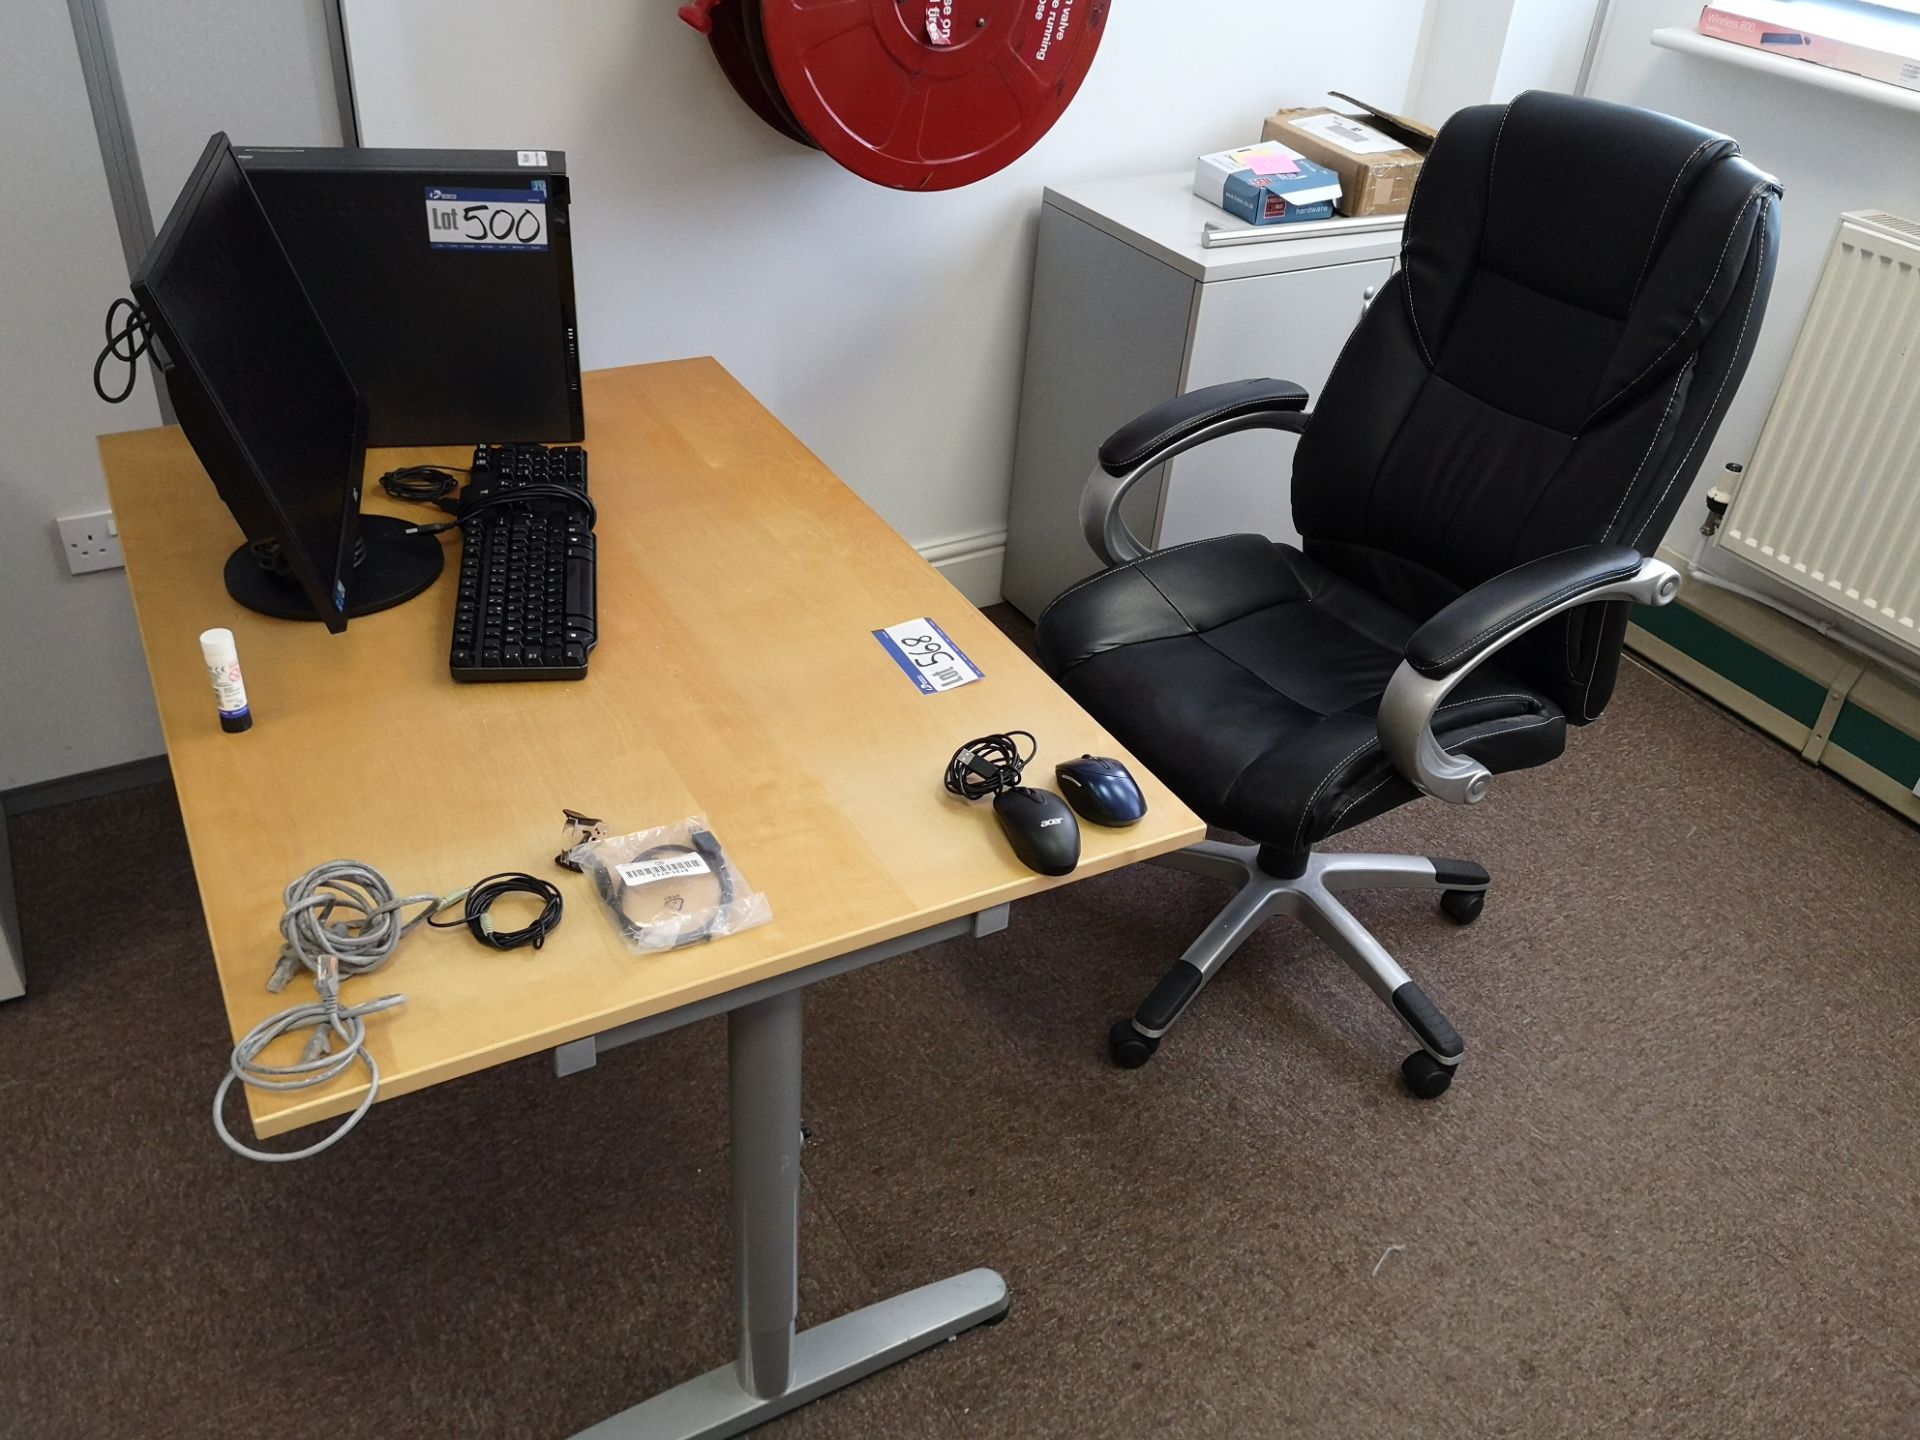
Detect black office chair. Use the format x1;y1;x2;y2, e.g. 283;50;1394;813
1036;92;1780;1096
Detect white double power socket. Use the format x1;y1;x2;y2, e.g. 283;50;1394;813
57;510;125;574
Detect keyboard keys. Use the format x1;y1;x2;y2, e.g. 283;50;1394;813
449;442;596;683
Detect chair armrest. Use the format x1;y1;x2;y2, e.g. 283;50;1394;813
1378;547;1681;805
1081;378;1311;567
1097;378;1310;476
1406;545;1648;678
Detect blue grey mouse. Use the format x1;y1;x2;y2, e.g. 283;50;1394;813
1054;755;1147;827
992;786;1081;876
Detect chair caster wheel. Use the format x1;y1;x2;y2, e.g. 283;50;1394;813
1440;888;1485;924
1401;1051;1455;1098
1109;1019;1159;1069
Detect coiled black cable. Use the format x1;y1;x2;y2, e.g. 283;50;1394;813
92;297;153;404
585;832;736;949
378;464;467;506
399;485;597;535
943;731;1036;800
428;872;564;951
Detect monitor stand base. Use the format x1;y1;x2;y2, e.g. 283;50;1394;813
223;516;444;622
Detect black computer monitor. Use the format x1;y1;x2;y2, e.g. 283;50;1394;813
237;144;584;446
132;133;440;631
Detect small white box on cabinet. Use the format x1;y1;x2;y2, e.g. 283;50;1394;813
1003;172;1401;619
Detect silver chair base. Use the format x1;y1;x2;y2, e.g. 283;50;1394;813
1120;841;1488;1093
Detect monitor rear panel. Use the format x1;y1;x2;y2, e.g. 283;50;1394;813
133;134;363;630
237;146;585;447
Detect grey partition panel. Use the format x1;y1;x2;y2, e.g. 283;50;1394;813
1002;205;1196;620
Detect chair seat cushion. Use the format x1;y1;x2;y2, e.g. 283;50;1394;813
1036;535;1566;850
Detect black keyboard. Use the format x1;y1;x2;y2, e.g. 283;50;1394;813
448;443;597;683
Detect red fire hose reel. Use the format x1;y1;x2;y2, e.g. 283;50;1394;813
678;0;1110;191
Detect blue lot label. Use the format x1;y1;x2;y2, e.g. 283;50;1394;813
873;617;983;695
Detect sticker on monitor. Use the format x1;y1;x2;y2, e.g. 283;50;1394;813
424;185;549;251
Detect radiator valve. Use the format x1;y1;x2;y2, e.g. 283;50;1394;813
1700;461;1742;538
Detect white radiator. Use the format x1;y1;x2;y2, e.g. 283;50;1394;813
1719;210;1920;656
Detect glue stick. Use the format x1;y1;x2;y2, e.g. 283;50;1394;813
200;627;252;733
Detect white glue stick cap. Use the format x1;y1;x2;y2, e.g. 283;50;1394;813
200;628;238;668
199;627;252;732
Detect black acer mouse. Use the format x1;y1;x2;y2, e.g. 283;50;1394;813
992;786;1081;876
1055;755;1147;827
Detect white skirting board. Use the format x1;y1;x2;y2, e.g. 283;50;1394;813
918;528;1006;609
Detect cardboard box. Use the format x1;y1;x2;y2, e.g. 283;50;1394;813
1698;1;1920;93
1262;93;1436;216
1192;141;1343;226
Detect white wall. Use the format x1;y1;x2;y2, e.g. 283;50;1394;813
1406;0;1593;123
0;0;342;792
106;0;343;221
1408;0;1516;122
343;0;1430;584
1583;0;1920;558
1493;0;1594;99
0;0;164;793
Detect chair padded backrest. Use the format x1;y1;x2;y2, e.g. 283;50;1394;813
1292;91;1780;722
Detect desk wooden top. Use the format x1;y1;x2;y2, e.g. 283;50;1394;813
101;359;1203;1138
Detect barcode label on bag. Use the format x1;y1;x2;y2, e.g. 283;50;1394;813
618;853;712;886
873;617;982;694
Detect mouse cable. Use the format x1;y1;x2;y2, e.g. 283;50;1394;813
944;731;1036;801
216;860;445;1164
428;871;564;951
92;296;152;404
400;484;597;536
378;464;468;509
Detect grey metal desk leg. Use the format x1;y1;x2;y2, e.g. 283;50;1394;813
731;990;801;1396
573;987;1009;1439
971;904;1010;939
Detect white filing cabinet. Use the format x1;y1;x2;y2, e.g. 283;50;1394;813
1002;172;1401;619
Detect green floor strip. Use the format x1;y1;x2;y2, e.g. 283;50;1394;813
1632;601;1828;727
1831;703;1920;790
1634;599;1920;799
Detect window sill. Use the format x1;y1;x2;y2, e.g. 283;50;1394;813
1650;26;1920;117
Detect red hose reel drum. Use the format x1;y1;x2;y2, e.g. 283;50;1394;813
680;0;1110;190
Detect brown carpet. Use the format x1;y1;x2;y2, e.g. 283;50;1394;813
3;631;1917;1439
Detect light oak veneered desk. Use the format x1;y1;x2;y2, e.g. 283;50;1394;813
100;359;1204;1439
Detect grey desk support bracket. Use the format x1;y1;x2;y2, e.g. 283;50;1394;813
559;906;1014;1438
550;904;1013;1077
970;903;1010;938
